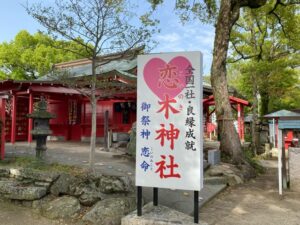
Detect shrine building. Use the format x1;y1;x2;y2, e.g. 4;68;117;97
0;49;249;159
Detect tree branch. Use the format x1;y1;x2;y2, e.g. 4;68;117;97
228;41;261;63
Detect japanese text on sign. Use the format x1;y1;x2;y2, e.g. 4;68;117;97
136;52;203;191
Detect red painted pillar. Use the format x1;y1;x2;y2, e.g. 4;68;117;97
0;98;6;160
28;93;33;143
205;105;210;136
11;95;16;144
82;101;86;139
237;103;242;140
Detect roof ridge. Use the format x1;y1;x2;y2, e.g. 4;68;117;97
54;46;144;68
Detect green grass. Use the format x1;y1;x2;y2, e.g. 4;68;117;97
0;156;86;175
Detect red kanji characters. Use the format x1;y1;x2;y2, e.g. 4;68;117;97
157;95;180;119
155;123;180;150
158;64;180;89
155;155;181;179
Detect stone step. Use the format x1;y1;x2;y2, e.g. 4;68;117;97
142;183;227;216
122;202;208;225
204;176;227;185
0;180;47;200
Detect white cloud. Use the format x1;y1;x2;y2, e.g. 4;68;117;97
156;32;181;43
141;1;216;74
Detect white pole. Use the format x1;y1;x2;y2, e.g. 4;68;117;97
273;118;276;145
278;129;283;195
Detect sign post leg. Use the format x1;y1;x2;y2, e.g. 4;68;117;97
278;129;283;195
137;186;142;216
153;187;158;206
194;191;199;224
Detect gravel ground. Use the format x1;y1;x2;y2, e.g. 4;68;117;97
200;166;300;225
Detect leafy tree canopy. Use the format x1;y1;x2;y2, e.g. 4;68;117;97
228;2;300;115
0;30;88;80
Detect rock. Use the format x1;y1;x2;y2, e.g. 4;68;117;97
34;181;51;189
208;167;224;176
0;168;10;177
41;196;80;219
71;177;98;198
127;122;136;156
50;174;101;206
50;173;79;196
78;187;102;206
9;168;59;183
206;163;245;186
239;164;256;180
226;174;243;186
203;160;210;171
9;168;21;177
204;177;227;185
0;180;47;200
122;202;208;225
32;195;55;212
83;197;136;225
98;175;134;194
21;200;33;208
20;168;59;183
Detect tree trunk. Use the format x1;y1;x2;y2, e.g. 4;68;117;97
210;0;243;164
251;76;259;155
260;91;269;117
89;58;97;171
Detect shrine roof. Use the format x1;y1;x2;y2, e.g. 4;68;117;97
264;110;300;119
39;57;213;94
0;46;214;96
203;95;250;106
39;58;137;81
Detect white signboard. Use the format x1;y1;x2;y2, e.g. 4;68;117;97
136;51;203;191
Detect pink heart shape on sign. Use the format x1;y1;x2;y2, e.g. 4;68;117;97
143;56;192;100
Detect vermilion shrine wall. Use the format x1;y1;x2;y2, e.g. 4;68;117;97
2;93;136;143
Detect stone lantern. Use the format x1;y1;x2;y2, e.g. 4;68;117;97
27;98;56;158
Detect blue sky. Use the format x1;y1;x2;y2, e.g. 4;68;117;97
0;0;215;75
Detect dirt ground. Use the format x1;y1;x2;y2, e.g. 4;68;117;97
0;200;71;225
200;166;300;225
1;169;299;225
4;143;300;225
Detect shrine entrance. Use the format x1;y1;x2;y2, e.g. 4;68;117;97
203;95;250;142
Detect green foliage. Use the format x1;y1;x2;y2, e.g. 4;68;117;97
228;2;300;115
203;75;211;84
147;0;217;23
0;30;87;80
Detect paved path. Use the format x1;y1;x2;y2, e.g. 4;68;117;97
200;166;300;225
6;141;135;176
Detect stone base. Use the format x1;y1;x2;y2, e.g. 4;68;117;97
289;147;300;191
81;136;104;143
271;148;289;158
121;202;207;225
47;136;65;141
